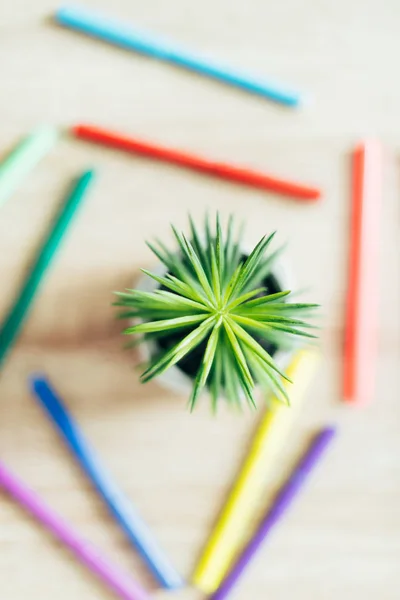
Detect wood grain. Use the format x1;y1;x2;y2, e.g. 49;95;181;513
0;1;399;599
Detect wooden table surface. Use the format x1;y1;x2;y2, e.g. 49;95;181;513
1;2;399;599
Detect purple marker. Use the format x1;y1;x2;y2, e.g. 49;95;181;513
210;426;336;600
0;462;149;600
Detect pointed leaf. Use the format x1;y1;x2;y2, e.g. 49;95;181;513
226;287;266;311
223;319;254;389
140;269;208;306
232;313;316;330
235;290;291;311
216;213;225;282
189;214;211;277
227;317;292;383
245;350;290;404
141;316;215;382
210;245;221;306
210;345;223;413
189;320;222;410
125;313;208;335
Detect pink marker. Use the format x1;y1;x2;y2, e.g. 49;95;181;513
344;141;382;404
0;462;149;600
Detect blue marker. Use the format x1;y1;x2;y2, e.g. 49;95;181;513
55;5;302;106
30;375;183;590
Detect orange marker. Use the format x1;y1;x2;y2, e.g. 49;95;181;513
72;124;321;202
344;141;382;404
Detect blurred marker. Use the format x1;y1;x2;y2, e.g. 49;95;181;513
210;427;337;600
343;140;382;404
0;170;94;369
0;127;58;209
72;124;321;201
193;350;320;592
0;461;149;600
55;5;302;107
30;374;184;590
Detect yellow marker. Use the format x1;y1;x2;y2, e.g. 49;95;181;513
192;349;320;593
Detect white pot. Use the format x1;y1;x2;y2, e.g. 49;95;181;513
133;249;296;397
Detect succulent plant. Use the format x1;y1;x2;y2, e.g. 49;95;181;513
115;215;318;411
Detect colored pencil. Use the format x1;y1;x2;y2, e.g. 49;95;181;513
55;5;301;107
72;124;321;201
0;127;58;209
210;427;336;600
343;141;382;404
0;170;94;369
30;375;183;590
193;349;319;593
0;461;149;600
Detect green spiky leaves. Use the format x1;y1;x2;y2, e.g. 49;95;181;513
115;215;318;411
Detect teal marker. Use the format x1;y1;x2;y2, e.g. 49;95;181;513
0;170;95;368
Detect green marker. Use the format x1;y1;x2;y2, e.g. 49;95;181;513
0;127;58;209
0;170;95;368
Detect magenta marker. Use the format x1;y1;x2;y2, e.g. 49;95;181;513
0;462;149;600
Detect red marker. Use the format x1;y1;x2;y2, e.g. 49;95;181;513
344;141;382;404
72;124;321;201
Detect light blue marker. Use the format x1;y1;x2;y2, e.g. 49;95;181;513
30;375;184;590
55;5;302;107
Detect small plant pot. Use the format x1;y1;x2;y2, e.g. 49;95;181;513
134;252;295;398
